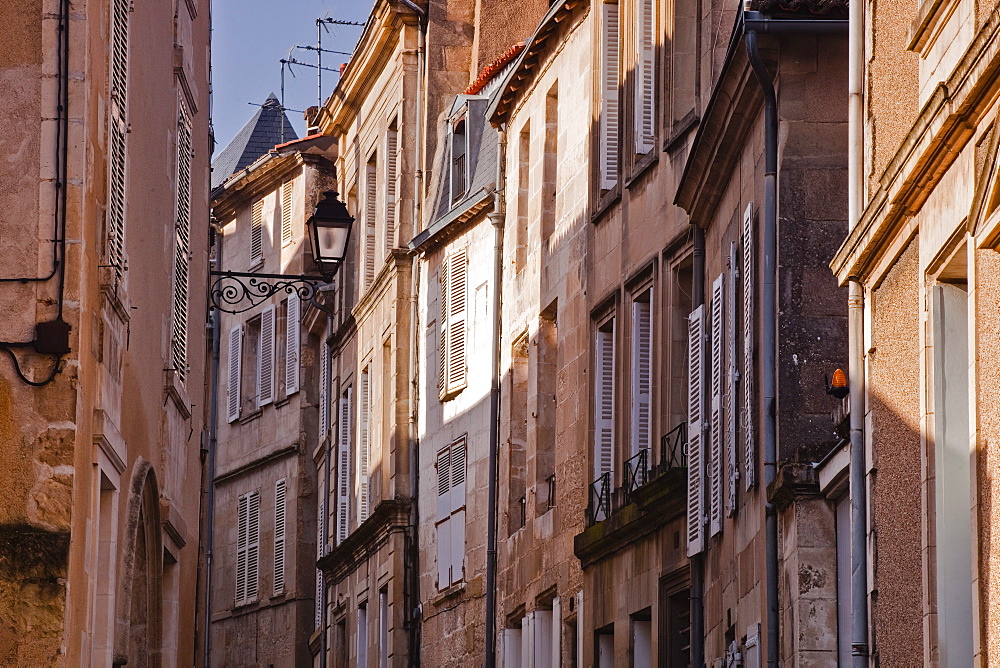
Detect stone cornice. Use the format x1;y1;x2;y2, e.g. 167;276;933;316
317;497;412;582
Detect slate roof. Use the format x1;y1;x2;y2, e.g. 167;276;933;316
211;93;298;190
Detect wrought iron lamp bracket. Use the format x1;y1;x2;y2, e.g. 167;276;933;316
209;270;334;314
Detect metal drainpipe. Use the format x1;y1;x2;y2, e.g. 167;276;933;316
312;293;335;668
203;227;223;668
691;225;706;668
485;126;508;668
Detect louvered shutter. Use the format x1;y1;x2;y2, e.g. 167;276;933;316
365;162;377;288
106;0;130;271
450;439;467;585
447;248;468;392
281;181;293;244
258;305;275;407
251;199;264;264
227;325;242;423
385;130;398;256
315;468;325;626
359;370;370;522
236;494;248;604
171;104;192;381
594;327;615;480
337;388;352;543
439;261;449;391
286;295;300;394
634;0;655;153
709;275;725;537
319;341;330;438
600;2;620;190
687;305;706;556
246;491;260;602
630;299;652;457
315;571;324;629
742;203;756;489
727;243;740;516
274;479;286;595
436;448;452;589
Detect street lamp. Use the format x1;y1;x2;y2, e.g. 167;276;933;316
210;190;354;314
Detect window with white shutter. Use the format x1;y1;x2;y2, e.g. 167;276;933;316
440;248;468;398
250;198;264;265
634;0;655;154
594;322;616;481
236;494;248;604
630;295;652;458
686;305;706;556
358;368;371;523
435;436;468;589
337;387;353;543
227;325;242;423
709;275;725;537
235;490;260;606
436;447;452;589
258;305;275;407
600;1;621;190
319;340;330;438
385;124;398;256
364;157;377;289
742;203;756;489
727;243;740;515
286;295;300;395
106;0;130;272
274;479;286;595
171;102;192;381
281;181;293;245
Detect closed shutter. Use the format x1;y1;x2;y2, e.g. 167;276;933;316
600;2;620;190
709;275;725;537
246;491;260;602
319;340;330;438
273;479;286;595
251;199;264;265
359;369;370;523
436;448;452;589
227;325;242;423
385;129;398;256
450;439;467;585
258;305;275;407
630;299;652;457
687;305;706;556
281;181;293;244
634;0;655;153
365;162;377;288
286;295;300;394
594;326;615;480
106;0;130;271
171;104;192;381
439;261;448;391
337;388;352;543
235;494;248;604
742;203;756;489
447;248;468;392
727;243;740;515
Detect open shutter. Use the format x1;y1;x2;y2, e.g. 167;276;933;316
385;129;398;256
274;479;286;595
727;243;740;515
436;448;452;589
227;325;242;423
365;162;377;288
251;198;264;265
630;299;652;457
337;388;353;543
235;494;248;604
450;439;467;585
106;0;130;271
634;0;655;153
246;491;260;602
319;341;330;439
687;305;706;556
358;370;370;523
439;261;449;391
709;275;725;537
600;2;620;190
258;305;275;407
447;248;468;392
594;327;615;480
171;104;192;381
281;181;293;244
742;203;756;489
286;295;300;394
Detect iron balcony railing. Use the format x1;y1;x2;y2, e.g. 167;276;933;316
659;421;688;472
623;448;649;505
587;472;612;524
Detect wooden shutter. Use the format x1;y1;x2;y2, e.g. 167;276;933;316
709;275;725;537
286;295;300;394
227;325;242;423
251;199;264;264
634;0;655;154
436;448;452;589
727;243;740;515
365;162;377;288
686;305;706;556
246;491;260;602
385;129;398;256
236;494;248;604
171;104;192;381
600;2;620;190
630;299;652;457
281;181;293;244
106;0;130;271
594;326;615;479
337;388;352;544
450;439;467;585
742;203;756;489
273;479;286;595
258;305;275;407
359;369;370;522
319;340;330;438
447;248;468;392
439;260;448;391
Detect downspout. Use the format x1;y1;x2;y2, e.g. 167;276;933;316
691;225;706;668
485;126;508;668
203;226;223;668
312;293;335;668
743;28;780;668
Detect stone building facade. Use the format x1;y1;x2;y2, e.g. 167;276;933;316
0;0;210;664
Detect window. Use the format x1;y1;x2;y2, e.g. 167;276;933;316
708;274;725;537
258;304;276;408
286;294;300;395
385;121;398;256
250;198;264;266
281;180;293;245
379;587;389;668
659;580;691;667
273;478;286;595
106;0;130;272
235;490;260;606
633;0;655;153
533;608;555;666
337;386;353;544
439;247;468;398
319;338;330;438
171;102;192;381
596;626;614;668
364;154;378;289
502;623;523;668
450;114;468;203
358;367;371;523
542;84;558;241
630;610;652;667
599;1;620;191
515;123;530;271
594;318;616;482
741;203;756;489
536;311;558;514
686;304;706;555
357;601;368;666
227;325;242;423
629;291;652;460
509;333;528;534
436;436;467;589
669;0;698;128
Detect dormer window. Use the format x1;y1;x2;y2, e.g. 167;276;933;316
450;114;468;204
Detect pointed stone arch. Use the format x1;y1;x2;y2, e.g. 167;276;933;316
113;457;163;667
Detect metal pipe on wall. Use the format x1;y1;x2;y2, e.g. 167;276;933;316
691;225;706;668
203;228;223;668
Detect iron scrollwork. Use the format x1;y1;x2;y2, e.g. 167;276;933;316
210;271;330;314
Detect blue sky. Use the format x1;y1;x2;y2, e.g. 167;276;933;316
211;0;376;156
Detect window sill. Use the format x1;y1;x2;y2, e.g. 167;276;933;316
591;186;621;225
663;112;699;153
248;258;264;272
431;580;466;606
439;383;466;403
239;408;262;425
163;368;192;419
626;151;658;189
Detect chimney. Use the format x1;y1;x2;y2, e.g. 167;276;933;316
305;106;321;135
